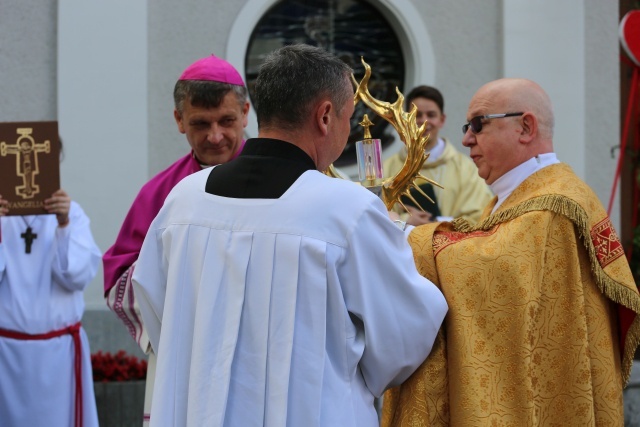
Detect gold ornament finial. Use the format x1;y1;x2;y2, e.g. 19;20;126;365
359;114;374;139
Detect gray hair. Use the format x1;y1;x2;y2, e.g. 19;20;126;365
253;44;353;131
173;80;247;115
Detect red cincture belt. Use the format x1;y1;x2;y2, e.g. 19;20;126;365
0;322;84;427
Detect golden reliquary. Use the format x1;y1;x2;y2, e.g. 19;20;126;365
326;58;442;214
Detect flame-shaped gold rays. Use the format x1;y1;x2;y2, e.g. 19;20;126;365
351;57;443;212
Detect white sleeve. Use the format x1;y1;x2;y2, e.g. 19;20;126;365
339;199;448;397
52;201;102;292
132;222;168;355
106;261;152;353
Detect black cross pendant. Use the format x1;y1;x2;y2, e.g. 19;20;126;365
21;226;37;254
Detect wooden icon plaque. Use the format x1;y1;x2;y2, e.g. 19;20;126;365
0;121;60;215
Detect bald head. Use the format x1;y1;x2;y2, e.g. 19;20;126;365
475;78;554;141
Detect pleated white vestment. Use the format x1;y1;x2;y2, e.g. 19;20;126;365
134;168;448;427
0;202;101;427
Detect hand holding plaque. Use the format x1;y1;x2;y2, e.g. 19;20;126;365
0;195;8;216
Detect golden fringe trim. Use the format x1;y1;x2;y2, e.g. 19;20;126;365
451;194;640;386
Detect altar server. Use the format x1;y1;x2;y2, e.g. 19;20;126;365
0;188;101;427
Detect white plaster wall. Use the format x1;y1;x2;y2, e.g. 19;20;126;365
58;1;148;309
414;0;502;150
503;1;586;178
0;0;57;120
584;0;621;229
503;0;620;229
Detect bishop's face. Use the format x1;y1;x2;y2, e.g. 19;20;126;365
174;92;249;166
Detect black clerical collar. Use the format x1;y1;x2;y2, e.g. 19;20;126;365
205;137;318;199
239;138;317;170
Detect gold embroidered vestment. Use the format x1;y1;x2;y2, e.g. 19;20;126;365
382;163;640;426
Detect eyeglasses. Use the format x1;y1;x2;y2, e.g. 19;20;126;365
462;112;524;135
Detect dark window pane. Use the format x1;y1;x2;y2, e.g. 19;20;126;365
246;0;405;166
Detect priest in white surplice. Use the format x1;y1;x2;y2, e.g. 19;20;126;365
133;44;448;427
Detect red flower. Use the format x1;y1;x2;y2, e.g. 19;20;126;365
91;350;148;382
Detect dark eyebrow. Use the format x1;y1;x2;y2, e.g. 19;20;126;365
189;118;210;125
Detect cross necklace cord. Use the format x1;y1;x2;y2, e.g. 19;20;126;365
20;216;38;254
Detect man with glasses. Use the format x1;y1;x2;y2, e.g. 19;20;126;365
382;78;640;426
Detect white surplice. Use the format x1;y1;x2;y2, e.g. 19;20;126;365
0;202;101;427
134;168;448;427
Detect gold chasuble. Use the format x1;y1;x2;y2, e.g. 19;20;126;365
382;163;640;426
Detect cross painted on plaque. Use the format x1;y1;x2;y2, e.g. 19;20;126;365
21;227;37;254
0;128;50;199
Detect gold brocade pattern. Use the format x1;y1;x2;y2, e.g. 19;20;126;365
383;164;640;427
433;227;499;256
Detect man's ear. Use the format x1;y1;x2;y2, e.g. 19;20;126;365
519;112;537;144
241;101;250;128
316;100;332;136
174;109;186;134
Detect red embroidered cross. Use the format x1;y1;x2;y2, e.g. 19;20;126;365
590;217;624;268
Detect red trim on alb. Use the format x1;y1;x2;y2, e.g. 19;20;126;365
0;322;84;427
